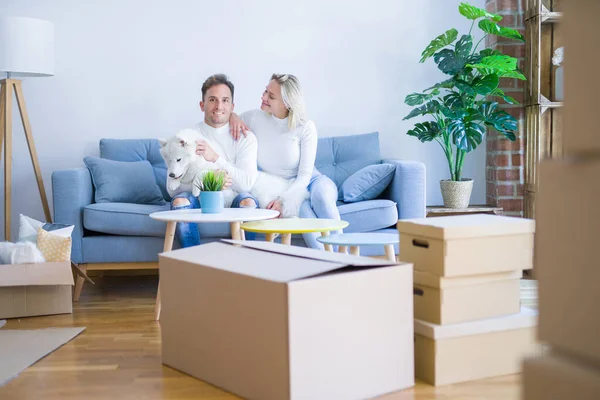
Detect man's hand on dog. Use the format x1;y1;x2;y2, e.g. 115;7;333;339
266;199;283;217
196;140;219;163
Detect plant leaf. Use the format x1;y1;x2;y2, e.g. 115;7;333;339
449;116;486;152
405;90;439;106
443;92;465;110
490;88;520;105
467;55;518;72
479;48;503;57
433;35;473;75
403;101;441;120
499;70;527;80
425;78;456;91
477;102;518;140
471;73;499;95
454;79;476;96
478;19;525;42
406;122;442;142
459;2;502;21
420;28;458;63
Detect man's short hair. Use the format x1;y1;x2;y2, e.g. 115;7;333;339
201;74;234;102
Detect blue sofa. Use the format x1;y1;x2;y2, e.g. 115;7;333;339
53;132;425;296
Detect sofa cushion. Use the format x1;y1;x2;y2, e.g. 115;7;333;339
337;199;398;233
84;203;170;237
340;163;395;203
84;156;166;205
83;203;234;238
100;139;170;201
315;132;381;193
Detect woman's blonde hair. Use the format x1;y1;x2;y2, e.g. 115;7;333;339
271;73;307;130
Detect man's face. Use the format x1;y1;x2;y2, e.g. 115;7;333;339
200;84;234;128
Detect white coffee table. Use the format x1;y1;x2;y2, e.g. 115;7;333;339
149;208;279;321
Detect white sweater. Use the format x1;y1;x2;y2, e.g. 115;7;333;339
169;122;258;197
240;109;318;199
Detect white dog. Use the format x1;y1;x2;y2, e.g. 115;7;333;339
159;129;238;207
159;129;308;217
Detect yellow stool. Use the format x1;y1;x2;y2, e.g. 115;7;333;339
240;218;349;251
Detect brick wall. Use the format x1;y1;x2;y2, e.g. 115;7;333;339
485;0;526;217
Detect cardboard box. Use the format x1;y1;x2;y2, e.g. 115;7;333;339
398;215;535;277
536;159;600;363
414;269;521;325
414;307;538;386
562;0;600;155
0;262;74;319
160;240;415;400
523;353;600;400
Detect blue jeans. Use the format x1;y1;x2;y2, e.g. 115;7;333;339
171;192;259;248
298;171;341;249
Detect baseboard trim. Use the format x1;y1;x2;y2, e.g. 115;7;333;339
84;262;159;271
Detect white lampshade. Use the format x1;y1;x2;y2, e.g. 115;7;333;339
0;16;54;77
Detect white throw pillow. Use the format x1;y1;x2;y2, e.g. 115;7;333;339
18;214;74;244
0;241;45;264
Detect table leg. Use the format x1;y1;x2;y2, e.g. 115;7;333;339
320;231;333;252
349;246;360;256
230;221;241;241
155;221;176;322
384;244;396;262
338;245;348;254
266;233;276;242
281;233;292;245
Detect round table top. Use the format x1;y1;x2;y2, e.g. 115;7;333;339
240;218;349;234
316;232;399;246
149;208;280;223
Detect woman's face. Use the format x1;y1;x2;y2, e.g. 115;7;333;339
261;80;288;119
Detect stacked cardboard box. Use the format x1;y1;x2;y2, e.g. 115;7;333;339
522;1;600;398
398;214;539;386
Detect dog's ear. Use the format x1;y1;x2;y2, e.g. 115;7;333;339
158;138;168;148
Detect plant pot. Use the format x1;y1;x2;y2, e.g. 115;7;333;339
199;191;224;214
440;179;473;209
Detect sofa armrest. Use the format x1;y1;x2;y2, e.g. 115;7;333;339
381;159;426;220
52;168;94;264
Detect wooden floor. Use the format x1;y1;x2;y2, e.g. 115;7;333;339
0;275;523;400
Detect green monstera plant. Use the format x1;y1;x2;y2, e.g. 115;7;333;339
404;2;525;182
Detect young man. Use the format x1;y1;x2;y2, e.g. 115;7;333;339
170;74;259;247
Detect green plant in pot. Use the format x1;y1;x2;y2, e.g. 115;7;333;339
403;2;525;209
195;170;226;214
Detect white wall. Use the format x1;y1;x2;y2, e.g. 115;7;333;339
0;0;486;239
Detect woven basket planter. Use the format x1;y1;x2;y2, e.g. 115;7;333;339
440;179;473;209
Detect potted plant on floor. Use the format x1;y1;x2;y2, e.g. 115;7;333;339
195;170;226;214
403;2;525;209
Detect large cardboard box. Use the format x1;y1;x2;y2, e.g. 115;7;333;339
536;159;600;363
415;307;538;386
523;353;600;400
0;262;74;319
562;0;600;155
160;240;415;400
414;269;521;325
398;215;535;277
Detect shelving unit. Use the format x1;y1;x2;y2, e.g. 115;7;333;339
524;0;564;219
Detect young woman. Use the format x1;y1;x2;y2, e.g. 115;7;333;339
229;73;340;247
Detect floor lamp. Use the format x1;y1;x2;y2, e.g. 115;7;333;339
0;16;54;240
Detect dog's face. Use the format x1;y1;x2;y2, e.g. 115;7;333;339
159;135;196;180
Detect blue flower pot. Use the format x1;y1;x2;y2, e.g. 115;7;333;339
200;191;224;214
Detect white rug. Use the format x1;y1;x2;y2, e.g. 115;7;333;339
0;327;85;386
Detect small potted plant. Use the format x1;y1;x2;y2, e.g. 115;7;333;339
403;2;525;209
195;170;226;214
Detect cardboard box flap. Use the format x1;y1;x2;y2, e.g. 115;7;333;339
0;262;74;287
161;242;395;283
221;239;395;266
415;307;537;339
397;214;535;240
414;270;522;288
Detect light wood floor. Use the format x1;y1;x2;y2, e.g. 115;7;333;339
0;275;523;400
